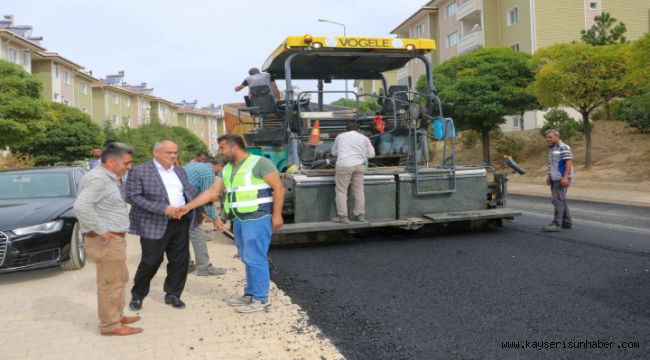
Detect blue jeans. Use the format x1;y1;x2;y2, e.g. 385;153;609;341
233;216;272;302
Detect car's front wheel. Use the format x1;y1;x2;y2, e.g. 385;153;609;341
60;222;85;270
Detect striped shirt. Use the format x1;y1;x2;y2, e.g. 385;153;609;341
331;130;375;168
184;162;218;220
73;166;130;235
548;140;574;181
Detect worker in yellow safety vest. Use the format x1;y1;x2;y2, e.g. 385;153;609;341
178;134;284;313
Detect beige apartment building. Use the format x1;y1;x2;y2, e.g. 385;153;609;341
0;28;44;73
177;109;210;150
392;0;650;130
31;52;83;107
150;98;179;126
74;71;96;116
91;82;138;128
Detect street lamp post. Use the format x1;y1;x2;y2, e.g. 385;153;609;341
318;18;348;99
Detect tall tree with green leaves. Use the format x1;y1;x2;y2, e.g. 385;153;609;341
15;103;104;165
0;60;50;148
417;48;537;164
529;43;637;168
581;12;627;45
105;122;207;164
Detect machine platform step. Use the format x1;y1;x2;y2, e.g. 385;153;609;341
423;208;521;223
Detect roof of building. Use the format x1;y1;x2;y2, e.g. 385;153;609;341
33;51;83;69
390;1;437;35
0;28;46;51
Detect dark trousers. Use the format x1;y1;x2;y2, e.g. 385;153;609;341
550;180;571;227
131;217;190;299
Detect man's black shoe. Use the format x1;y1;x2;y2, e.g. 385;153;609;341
561;224;572;229
164;294;186;309
129;297;143;311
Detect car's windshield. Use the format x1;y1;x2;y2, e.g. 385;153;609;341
0;173;72;199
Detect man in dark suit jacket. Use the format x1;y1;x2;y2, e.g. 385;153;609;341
126;140;199;310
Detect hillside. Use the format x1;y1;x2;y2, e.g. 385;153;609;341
452;120;650;185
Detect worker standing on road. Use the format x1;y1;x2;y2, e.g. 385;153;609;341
178;134;285;313
73;142;142;336
184;158;228;276
235;67;282;101
331;122;375;224
543;129;574;232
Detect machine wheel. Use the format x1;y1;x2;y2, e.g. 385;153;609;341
60;222;86;270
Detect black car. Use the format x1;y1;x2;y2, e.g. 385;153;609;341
0;167;87;273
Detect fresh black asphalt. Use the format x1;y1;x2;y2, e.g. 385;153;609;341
269;195;650;360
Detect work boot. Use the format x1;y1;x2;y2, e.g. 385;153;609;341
543;223;561;232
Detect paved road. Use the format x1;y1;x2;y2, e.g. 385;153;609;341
269;195;650;360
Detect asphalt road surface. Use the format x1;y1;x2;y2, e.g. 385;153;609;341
269;195;650;360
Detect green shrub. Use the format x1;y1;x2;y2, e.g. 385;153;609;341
496;137;525;160
612;94;650;133
460;130;480;149
591;107;605;121
540;108;583;141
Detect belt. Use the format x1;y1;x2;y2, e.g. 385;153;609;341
85;231;127;238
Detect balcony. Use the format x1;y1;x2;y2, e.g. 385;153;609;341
457;0;482;20
458;30;484;55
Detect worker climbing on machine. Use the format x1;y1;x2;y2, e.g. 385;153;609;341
235;67;282;101
331;122;375;224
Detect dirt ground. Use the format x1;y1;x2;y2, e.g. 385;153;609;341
453;119;650;185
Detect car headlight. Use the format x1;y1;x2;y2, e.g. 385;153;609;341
12;220;64;236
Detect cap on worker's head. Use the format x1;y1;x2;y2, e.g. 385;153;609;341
249;67;260;75
346;122;360;131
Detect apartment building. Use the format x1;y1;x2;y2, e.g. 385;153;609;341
91;81;138;128
390;1;439;90
0;24;44;73
395;0;650;130
200;104;225;153
150;98;179;126
31;51;84;107
177;108;210;148
74;70;96;116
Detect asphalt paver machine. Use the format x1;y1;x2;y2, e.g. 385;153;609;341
235;35;520;243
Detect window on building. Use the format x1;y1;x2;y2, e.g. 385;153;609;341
22;50;29;66
8;48;18;63
81;107;87;113
63;100;70;105
53;93;59;101
512;115;521;128
112;94;118;105
445;1;457;18
589;1;599;10
414;23;425;38
124;96;130;107
113;115;119;125
509;42;520;51
80;82;87;95
63;71;70;85
446;31;459;48
54;64;59;78
507;7;519;26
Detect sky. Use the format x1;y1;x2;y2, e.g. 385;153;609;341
4;0;425;107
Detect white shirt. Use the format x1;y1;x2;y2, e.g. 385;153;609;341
331;130;376;168
153;160;186;207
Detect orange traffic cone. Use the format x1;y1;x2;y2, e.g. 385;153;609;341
308;119;322;146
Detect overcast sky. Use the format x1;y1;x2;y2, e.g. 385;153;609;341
5;0;424;106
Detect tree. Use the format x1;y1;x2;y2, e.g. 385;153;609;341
15;103;104;165
331;98;380;114
530;43;637;168
417;48;538;164
107;122;208;164
0;60;50;148
581;12;627;45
